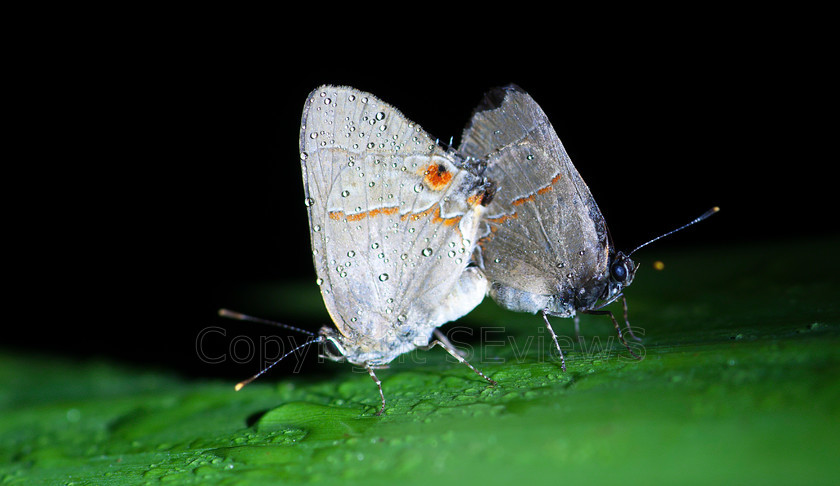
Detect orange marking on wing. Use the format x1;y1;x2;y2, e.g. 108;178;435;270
509;174;560;204
511;194;535;206
431;206;461;226
467;193;482;206
401;204;460;226
375;207;399;217
345;212;366;222
421;163;452;190
488;212;518;224
401;205;436;221
328;206;399;221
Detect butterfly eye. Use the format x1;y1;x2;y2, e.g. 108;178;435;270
611;262;627;282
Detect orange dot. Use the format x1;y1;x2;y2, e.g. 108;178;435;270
423;163;452;190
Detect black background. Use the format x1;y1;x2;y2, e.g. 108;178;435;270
7;24;832;380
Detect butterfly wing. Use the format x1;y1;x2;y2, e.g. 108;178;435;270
460;86;610;314
300;85;489;363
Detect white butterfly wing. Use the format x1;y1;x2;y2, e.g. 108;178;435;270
300;85;489;364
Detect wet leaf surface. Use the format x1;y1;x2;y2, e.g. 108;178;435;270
2;238;838;485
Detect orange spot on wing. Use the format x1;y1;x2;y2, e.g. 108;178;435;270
537;185;553;195
422;163;452;190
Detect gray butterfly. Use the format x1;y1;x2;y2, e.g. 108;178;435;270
461;85;716;369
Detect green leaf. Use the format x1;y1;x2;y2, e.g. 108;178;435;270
2;238;838;485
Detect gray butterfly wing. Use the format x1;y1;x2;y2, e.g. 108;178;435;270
300;85;488;364
460;86;610;314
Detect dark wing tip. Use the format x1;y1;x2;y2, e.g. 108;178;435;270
473;84;524;114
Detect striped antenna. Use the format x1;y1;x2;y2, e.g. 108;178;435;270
218;308;315;336
629;207;719;256
218;308;321;390
234;337;322;391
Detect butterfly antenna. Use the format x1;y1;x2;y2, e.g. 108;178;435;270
218;309;315;337
629;207;719;256
234;336;322;391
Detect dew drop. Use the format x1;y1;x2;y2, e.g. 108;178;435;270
371;242;380;249
309;132;318;139
300;151;308;160
315;278;323;286
347;250;356;258
304;197;315;207
378;273;389;282
341;190;350;197
324;97;331;105
413;183;424;193
448;250;456;258
376;112;386;120
313;224;321;232
421;248;433;257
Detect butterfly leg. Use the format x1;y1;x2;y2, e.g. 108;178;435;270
421;339;497;386
365;364;387;416
583;309;642;360
433;328;467;357
541;310;567;372
621;295;643;342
